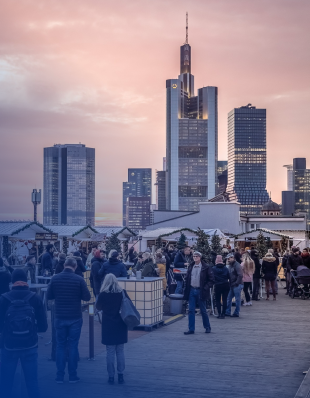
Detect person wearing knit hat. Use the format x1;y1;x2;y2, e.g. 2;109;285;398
90;250;107;297
212;255;230;318
0;257;11;295
0;268;47;397
98;250;127;282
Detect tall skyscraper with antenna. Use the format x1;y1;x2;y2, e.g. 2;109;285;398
166;14;218;211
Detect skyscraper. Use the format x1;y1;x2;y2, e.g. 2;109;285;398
292;158;310;225
226;104;269;214
43;144;95;225
122;168;152;226
166;15;218;211
126;197;151;231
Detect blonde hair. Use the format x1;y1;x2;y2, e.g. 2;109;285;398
242;253;255;275
100;273;123;293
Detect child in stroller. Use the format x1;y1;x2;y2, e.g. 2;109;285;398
290;265;310;299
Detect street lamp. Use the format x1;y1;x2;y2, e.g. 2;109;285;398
31;189;41;222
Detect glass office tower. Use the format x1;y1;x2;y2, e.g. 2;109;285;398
226;104;269;214
293;158;310;226
122;168;152;226
43;144;95;225
126;197;151;231
166;25;218;211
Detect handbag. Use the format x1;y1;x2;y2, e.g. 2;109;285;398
120;290;140;329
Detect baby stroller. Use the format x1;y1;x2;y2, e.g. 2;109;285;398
289;266;310;299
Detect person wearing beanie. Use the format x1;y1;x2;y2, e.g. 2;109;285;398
183;251;214;335
98;250;127;282
55;253;67;274
0;257;11;295
41;243;54;275
73;251;87;277
262;252;278;300
90;250;107;297
212;255;230;318
0;269;47;398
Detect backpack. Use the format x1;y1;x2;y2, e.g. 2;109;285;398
2;291;37;350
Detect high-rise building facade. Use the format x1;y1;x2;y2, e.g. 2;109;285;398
217;160;228;193
293;158;310;225
126;197;151;231
43;144;95;225
166;19;218;211
226;104;269;214
122;168;152;226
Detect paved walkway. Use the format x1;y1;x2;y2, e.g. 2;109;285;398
12;288;310;397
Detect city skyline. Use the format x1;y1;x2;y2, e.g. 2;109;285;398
0;0;309;224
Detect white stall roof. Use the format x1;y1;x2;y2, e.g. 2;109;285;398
0;222;52;239
141;227;228;240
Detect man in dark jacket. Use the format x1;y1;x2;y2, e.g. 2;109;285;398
23;254;37;284
41;244;53;275
234;248;242;264
183;251;214;335
173;246;192;294
47;257;91;383
0;269;47;398
90;250;106;297
98;250;127;281
287;248;303;293
225;253;243;317
251;248;261;301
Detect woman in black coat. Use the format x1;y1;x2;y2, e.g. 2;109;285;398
262;253;277;300
96;273;129;385
90;250;106;297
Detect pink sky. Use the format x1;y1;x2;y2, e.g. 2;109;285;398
0;0;309;225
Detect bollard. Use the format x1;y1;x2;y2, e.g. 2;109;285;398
88;304;95;360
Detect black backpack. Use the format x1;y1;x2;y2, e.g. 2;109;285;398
2;291;37;350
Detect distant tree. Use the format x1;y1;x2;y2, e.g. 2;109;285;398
176;232;187;250
105;232;121;255
193;228;211;262
256;231;268;259
211;233;222;255
155;236;162;250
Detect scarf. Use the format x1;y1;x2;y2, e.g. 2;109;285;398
301;253;309;258
13;281;29;287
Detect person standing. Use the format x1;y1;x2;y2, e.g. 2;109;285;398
155;253;167;297
55;253;66;274
173;246;192;294
241;253;255;306
90;250;106;297
287;248;303;294
52;252;59;272
73;251;87;277
47;257;91;383
0;269;47;398
141;252;156;278
225;253;243;318
301;248;310;269
183;251;214;334
0;257;12;295
250;248;261;301
99;250;127;282
212;255;230;318
23;255;37;284
96;274;130;385
86;246;98;269
262;252;278;300
234;248;242;264
41;244;54;275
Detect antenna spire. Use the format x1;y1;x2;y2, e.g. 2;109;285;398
185;12;188;44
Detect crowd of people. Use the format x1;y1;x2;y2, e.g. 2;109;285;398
0;241;310;397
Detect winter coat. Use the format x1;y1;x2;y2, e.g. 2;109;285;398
90;257;106;296
41;251;53;273
250;250;261;278
212;263;230;285
241;262;254;283
55;258;86;277
173;251;192;281
98;258;127;281
228;261;243;287
262;255;278;281
52;258;59;270
96;290;128;345
47;268;91;319
55;259;66;274
0;286;48;343
0;265;11;295
302;254;310;269
234;252;242;264
183;261;215;301
155;259;167;290
142;259;156;278
287;254;303;271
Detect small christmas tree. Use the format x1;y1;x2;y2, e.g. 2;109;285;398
155;236;162;250
211;232;222;255
193;228;211;262
176;232;187;250
2;236;10;258
105;232;122;255
62;237;68;255
280;237;287;254
256;231;267;259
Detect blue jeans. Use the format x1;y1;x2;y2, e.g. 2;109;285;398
55;318;83;378
226;284;244;316
106;344;125;377
188;287;211;331
1;347;40;398
175;280;183;294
